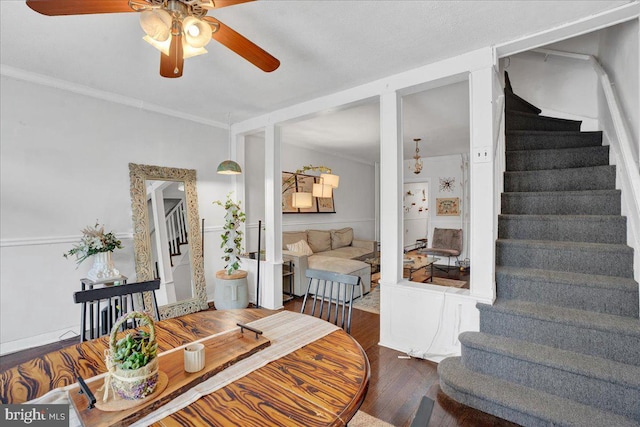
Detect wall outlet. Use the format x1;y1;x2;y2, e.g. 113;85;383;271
473;146;492;163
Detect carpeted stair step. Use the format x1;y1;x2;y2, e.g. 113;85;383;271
477;300;640;366
459;332;640;420
498;214;626;244
506;146;609;171
496;239;634;278
502;189;621;215
496;266;639;317
506;111;582;131
506;130;603;151
505;91;542;115
438;357;640;427
504;165;616;192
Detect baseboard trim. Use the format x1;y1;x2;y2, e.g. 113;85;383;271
0;326;80;356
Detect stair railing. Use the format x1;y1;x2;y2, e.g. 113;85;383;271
493;93;506;244
531;48;640;284
166;200;188;257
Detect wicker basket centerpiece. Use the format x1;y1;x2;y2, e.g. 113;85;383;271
103;311;159;401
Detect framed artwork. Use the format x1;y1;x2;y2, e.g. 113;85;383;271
281;172;335;214
436;197;460;216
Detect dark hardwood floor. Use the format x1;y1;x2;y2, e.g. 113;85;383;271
0;266;518;427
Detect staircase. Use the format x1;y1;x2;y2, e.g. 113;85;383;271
438;73;640;426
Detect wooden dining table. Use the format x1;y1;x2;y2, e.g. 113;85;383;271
0;309;370;426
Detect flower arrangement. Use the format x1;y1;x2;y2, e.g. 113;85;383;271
64;222;123;265
213;192;246;275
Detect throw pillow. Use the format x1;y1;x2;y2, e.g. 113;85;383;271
331;227;353;249
307;229;332;253
283;231;307;247
286;239;314;256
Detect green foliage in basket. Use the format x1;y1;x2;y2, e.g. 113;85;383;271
112;330;158;370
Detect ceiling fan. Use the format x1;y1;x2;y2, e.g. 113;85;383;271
25;0;280;78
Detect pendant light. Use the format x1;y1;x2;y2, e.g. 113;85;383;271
217;113;242;175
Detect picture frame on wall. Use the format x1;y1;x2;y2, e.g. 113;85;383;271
436;197;460;216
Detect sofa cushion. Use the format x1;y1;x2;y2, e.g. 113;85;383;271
283;231;307;248
307;229;332;253
331;227;353;249
286;239;313;256
321;247;372;259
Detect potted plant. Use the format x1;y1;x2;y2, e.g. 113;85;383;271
104;311;159;401
212;193;249;309
64;222;123;281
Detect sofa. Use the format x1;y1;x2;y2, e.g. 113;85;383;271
282;228;375;298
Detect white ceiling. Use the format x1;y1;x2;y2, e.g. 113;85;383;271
0;0;630;162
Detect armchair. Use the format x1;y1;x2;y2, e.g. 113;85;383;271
420;228;462;274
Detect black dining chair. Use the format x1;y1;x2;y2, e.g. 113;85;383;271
301;269;361;334
73;279;161;342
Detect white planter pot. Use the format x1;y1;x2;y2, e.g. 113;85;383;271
214;270;249;310
87;252;120;281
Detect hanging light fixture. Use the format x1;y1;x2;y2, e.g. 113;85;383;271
411;138;424;175
217;113;242;175
291;192;313;208
312;183;333;198
320;173;339;189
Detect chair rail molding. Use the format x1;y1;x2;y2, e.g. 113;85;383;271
0;233;132;248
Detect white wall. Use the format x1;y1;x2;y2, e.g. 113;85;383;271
404;154;468;262
505;51;599;124
0;76;233;354
598;18;639;166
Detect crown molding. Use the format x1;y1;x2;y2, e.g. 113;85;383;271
0;64;228;129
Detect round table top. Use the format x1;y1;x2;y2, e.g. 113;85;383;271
0;309;370;426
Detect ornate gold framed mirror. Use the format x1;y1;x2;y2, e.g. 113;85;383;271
129;163;208;319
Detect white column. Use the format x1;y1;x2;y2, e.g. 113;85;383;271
262;124;284;309
379;91;404;285
234;130;247;251
469;67;496;302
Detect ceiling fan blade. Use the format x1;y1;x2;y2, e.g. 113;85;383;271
203;16;279;73
160;34;184;78
26;0;134;16
200;0;255;10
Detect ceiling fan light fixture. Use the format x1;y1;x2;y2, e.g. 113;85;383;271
143;35;171;56
182;16;211;48
139;9;172;41
182;41;208;59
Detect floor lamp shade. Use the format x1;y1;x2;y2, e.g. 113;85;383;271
217;160;242;175
313;183;332;198
292;192;313;208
